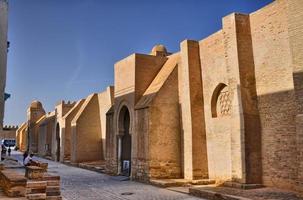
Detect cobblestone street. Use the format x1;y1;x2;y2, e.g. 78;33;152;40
13;152;203;200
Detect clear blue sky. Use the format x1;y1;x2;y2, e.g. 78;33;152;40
4;0;273;125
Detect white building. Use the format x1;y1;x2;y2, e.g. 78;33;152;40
0;0;8;130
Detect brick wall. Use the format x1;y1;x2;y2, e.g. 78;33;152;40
200;30;232;181
61;100;85;161
148;67;182;179
71;94;102;163
250;0;298;190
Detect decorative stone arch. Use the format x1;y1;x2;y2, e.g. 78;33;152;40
115;101;134;135
211;83;231;118
115;101;133;176
55;123;60;162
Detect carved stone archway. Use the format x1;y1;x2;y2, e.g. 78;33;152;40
56;123;60;162
116;106;132;176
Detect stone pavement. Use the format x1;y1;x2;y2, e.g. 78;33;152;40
12;151;204;200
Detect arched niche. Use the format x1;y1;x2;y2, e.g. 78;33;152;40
211;83;232;118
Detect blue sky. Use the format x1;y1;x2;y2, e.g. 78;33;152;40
4;0;273;125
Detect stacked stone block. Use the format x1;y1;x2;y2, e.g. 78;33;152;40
26;176;61;200
25;166;61;200
43;174;61;200
0;169;27;197
26;180;47;200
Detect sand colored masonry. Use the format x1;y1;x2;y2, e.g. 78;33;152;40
17;0;303;193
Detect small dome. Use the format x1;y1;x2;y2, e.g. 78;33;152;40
30;100;43;109
150;44;168;56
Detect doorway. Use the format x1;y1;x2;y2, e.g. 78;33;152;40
56;123;60;162
119;106;131;176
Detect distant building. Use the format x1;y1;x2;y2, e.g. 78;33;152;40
17;86;114;163
0;0;8;130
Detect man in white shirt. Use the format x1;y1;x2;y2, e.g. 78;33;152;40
23;153;36;166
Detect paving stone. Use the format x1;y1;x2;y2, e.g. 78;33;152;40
12;152;204;200
27;193;47;200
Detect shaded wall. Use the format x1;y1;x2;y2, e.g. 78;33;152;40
97;86;114;159
148;67;182;179
71;94;102;163
288;0;303;192
250;0;298;189
38;123;47;156
60;100;85;161
132;108;149;181
46;118;55;157
179;40;208;180
105;108;117;174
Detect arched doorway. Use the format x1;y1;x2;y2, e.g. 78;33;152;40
56;123;60;162
118;106;131;176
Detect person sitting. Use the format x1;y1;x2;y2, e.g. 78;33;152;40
23;151;28;163
23;153;38;166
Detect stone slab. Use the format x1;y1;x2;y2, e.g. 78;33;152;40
78;160;106;173
110;175;130;181
150;179;215;188
189;187;251;200
167;187;190;194
223;181;263;190
189;186;303;200
0;169;26;197
46;196;62;200
27;181;47;189
0;188;26;200
26;166;45;180
46;180;60;186
26;193;47;200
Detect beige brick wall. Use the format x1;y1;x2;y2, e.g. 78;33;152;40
250;0;298;189
134;54;167;104
98;86;114;158
37;113;55;157
105;108;117;174
132;108;149;181
27;104;46;153
196;0;302;189
199;30;232;181
46;117;55;157
92;0;303;192
16;123;26;150
0;129;16;140
54;101;76;161
225;13;262;184
148;67;182;179
179;40;208;180
287;0;303;192
71;94;102;163
38;123;47;156
16;123;27;152
114;55;136;98
61;100;85;161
